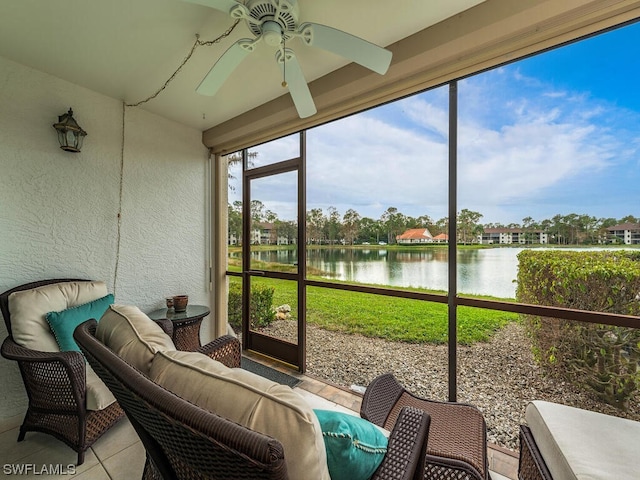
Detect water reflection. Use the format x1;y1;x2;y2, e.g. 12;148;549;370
239;247;519;298
303;248;514;297
249;247;298;270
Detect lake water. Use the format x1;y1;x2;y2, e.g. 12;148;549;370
306;247;520;298
247;246;634;299
246;247;519;298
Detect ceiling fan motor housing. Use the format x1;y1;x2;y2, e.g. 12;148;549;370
246;0;298;40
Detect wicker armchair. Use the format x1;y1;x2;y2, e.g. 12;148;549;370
361;373;489;480
74;319;432;480
0;279;125;465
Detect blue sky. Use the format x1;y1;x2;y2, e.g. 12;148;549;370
233;21;640;225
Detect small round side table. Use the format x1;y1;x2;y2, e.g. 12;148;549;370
148;305;210;352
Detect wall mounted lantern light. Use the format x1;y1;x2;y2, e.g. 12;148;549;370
53;108;87;152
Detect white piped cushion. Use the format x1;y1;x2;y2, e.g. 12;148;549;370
8;281;116;410
96;305;175;375
150;350;330;480
526;400;640;480
9;281;108;351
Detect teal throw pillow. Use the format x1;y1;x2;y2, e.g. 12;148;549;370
314;409;388;480
46;293;114;352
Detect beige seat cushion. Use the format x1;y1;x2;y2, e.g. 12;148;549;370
8;281;116;410
85;365;118;410
150;350;330;480
96;304;175;375
526;400;640;480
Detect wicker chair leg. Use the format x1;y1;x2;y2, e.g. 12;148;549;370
77;416;86;465
17;428;26;442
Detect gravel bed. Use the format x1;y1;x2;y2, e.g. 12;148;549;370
254;320;640;451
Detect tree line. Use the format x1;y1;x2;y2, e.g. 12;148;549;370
228;200;639;245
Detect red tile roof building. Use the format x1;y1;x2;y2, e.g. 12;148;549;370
396;228;434;244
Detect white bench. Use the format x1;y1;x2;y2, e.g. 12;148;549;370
519;400;640;480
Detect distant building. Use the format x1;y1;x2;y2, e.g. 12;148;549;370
479;228;547;245
251;222;295;245
480;228;520;244
607;223;640;245
433;233;449;243
396;228;434;244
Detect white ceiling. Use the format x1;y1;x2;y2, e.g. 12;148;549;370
0;0;484;130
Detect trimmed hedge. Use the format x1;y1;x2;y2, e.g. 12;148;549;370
228;282;276;330
516;250;640;409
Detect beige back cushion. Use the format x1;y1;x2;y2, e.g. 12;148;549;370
8;280;115;410
96;304;175;375
9;281;109;351
150;350;330;480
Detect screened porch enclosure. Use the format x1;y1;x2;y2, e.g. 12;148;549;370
222;19;640;452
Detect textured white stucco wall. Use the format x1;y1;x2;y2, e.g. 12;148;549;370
0;56;211;419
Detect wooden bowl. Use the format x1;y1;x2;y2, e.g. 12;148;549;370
172;295;188;312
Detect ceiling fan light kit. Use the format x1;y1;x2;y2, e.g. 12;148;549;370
186;0;393;118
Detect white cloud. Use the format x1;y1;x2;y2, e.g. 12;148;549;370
459;121;611;197
543;91;567;98
399;96;449;138
307;113;449;219
231;65;640;225
249;133;300;165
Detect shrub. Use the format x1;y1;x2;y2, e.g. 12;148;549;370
228;282;243;330
517;250;640;410
227;282;276;330
251;284;276;328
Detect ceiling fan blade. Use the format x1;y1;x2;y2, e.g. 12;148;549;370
196;39;255;96
181;0;242;15
276;49;317;118
298;23;392;75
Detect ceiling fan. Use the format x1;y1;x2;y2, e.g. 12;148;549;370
185;0;393;118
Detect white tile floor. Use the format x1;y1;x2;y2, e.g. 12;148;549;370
0;412;144;479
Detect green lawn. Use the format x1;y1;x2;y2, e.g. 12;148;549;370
232;276;516;344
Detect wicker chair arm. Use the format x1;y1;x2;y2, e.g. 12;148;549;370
197;335;241;368
2;336;85;370
372;406;430;480
1;336;86;408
